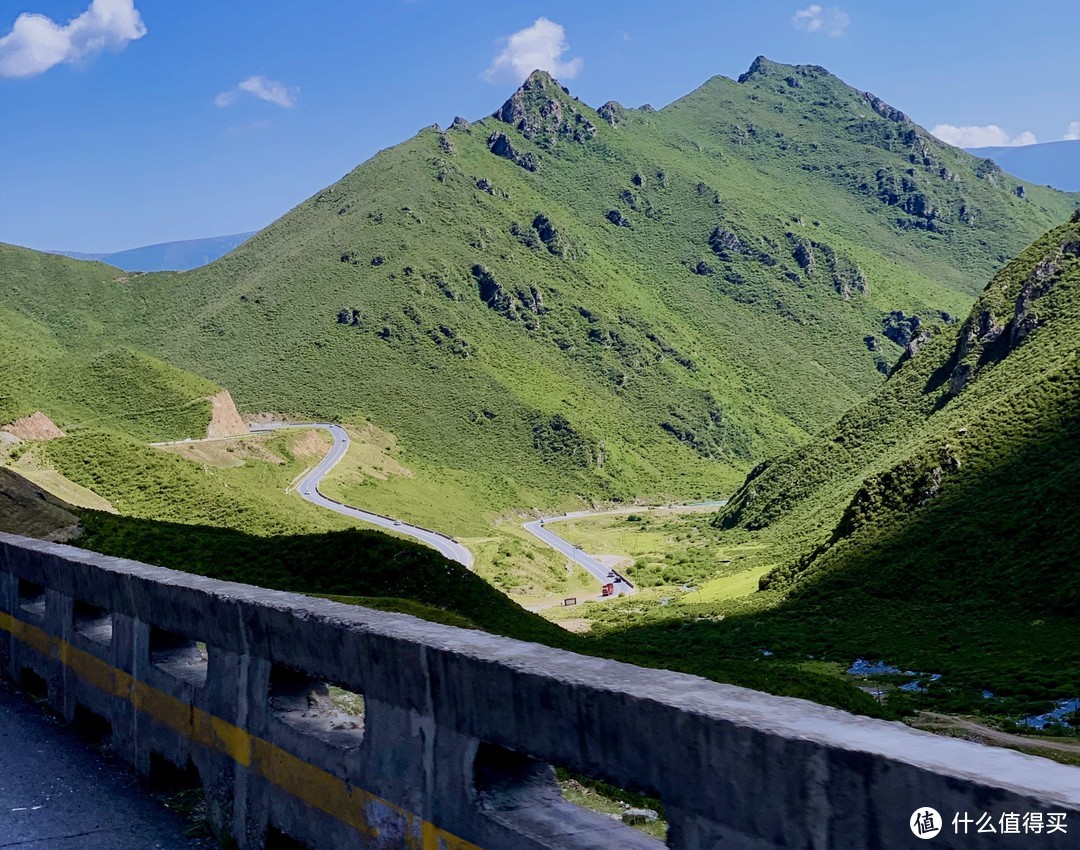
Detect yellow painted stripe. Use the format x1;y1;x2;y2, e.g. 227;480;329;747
0;610;483;850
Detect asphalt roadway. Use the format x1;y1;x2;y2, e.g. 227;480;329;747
522;514;635;597
0;680;210;850
250;422;474;568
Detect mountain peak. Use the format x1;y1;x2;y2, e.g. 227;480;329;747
738;55;833;85
492;69;597;143
494;69;573;121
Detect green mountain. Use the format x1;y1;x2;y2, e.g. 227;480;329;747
700;213;1080;708
3;58;1075;536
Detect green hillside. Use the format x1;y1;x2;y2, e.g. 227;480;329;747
3;59;1075;537
0;250;218;442
620;213;1080;715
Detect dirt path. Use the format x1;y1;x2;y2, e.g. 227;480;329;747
914;711;1080;755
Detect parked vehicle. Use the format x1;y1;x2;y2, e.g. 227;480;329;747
601;583;615;597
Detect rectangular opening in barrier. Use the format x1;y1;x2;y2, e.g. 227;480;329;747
17;580;46;618
19;666;47;701
73;600;113;645
148;751;211;839
149;627;209;687
556;767;668;843
73;702;113;748
265;827;315;850
474;743;666;848
268;663;364;745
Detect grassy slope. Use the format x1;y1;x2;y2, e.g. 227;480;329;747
0;251;218;442
2;61;1074;536
587;216;1080;716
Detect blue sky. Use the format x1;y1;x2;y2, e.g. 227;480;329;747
2;0;1077;253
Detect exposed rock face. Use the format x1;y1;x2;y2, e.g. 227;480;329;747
207;390;248;439
471;265;547;322
606;209;632;228
881;311;922;347
487;132;537;172
1014;185;1026;199
1010;256;1059;345
449;116;471;132
337;308;362;327
493;70;597;145
791;238;815;273
532;214;570;257
863;91;910;123
438;133;455;154
1;411;65;441
904;329;933;359
709;227;744;259
597;101;625;127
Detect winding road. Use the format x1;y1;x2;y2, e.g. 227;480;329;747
523;515;635;597
250;423;474;568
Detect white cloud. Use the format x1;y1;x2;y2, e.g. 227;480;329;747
1065;121;1080;141
484;17;583;84
791;5;850;37
931;123;1038;148
0;0;145;79
215;75;298;109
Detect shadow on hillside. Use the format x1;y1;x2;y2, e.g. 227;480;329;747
592;407;1080;710
75;512;570;646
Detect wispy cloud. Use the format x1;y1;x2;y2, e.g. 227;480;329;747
1065;122;1080;141
931;123;1037;148
0;0;145;79
216;75;298;109
484;17;583;84
791;4;850;37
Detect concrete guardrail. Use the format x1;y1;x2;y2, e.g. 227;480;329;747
1;532;1077;848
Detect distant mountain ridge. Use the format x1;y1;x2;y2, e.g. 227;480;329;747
53;232;256;272
967;139;1080;192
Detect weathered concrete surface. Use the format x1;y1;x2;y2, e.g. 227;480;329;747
1;531;1078;849
0;679;209;849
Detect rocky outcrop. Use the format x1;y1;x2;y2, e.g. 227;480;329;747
337;308;362;327
947;308;1003;395
2;411;65;441
597;101;625;127
881;311;922;347
207;390;248;439
449;116;471;132
606;209;632;228
1010;256;1059;346
709;227;744;260
791;238;815;273
863;91;910;124
471;265;547;322
493;70;597;145
488;133;538;172
532;214;570;257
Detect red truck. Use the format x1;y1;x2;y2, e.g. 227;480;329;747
601;583;615;597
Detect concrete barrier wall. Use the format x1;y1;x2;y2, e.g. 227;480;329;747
0;531;1076;849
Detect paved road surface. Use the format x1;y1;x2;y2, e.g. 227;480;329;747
523;501;730;599
0;681;210;850
523;515;635;597
251;423;474;569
